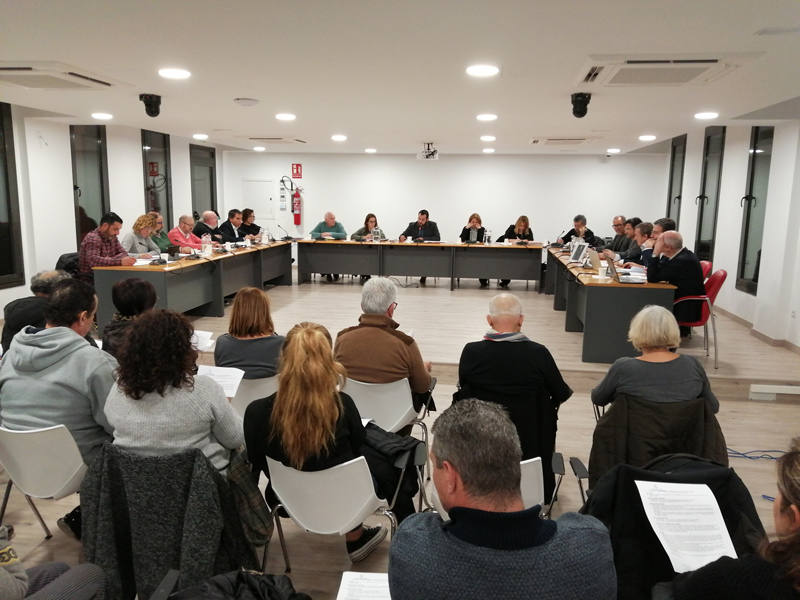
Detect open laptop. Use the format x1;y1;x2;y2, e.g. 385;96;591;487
606;259;647;284
586;248;602;270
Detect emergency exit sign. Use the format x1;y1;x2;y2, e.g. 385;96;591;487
292;163;302;178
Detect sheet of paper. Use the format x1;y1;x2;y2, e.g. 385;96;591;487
133;258;155;266
191;330;214;352
336;572;390;600
635;480;736;573
196;365;245;397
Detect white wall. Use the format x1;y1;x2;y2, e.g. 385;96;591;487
221;152;670;243
106;125;146;227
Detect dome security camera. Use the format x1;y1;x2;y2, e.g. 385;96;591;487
571;93;591;119
139;94;161;118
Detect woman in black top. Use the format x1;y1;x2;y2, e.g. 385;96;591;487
239;208;262;238
499;215;534;287
459;213;488;287
243;322;387;562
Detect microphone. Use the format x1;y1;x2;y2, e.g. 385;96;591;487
550;229;567;248
277;224;294;241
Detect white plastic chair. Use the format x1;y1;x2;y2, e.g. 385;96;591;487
264;456;396;572
0;425;88;539
431;457;545;520
230;376;279;416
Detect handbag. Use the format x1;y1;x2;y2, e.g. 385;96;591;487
227;449;274;547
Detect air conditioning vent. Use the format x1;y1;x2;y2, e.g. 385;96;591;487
0;61;120;90
238;136;307;144
529;137;600;146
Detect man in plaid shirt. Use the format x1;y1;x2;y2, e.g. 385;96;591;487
78;212;136;283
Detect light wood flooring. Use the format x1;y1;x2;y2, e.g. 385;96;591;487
4;273;799;599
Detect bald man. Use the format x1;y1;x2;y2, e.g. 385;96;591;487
310;212;347;240
456;293;572;501
192;210;224;243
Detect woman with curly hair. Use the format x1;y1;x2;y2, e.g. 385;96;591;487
120;214;161;259
105;309;244;472
667;437;800;599
243;322;387;562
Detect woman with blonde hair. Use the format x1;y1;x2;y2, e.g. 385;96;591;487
499;215;534;287
121;214;161;259
591;305;718;413
459;213;489;287
243;322;388;562
214;287;284;379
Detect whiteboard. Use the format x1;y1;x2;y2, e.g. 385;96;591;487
242;180;274;220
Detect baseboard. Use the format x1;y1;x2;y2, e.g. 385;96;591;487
715;306;800;357
714;305;752;329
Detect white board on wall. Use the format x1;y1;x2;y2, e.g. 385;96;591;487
242;180;274;220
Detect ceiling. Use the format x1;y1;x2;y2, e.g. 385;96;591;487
2;0;799;155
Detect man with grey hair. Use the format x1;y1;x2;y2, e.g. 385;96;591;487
310;212;347;281
192;210;224;243
456;293;571;501
335;277;432;410
388;399;616;600
2;270;73;353
646;230;705;333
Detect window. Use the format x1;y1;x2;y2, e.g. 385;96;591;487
736;126;773;295
694;126;726;262
70;125;110;246
190;144;216;219
0;102;25;288
665;135;687;227
142;130;173;229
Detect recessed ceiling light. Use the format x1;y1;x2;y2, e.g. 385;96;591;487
639;135;656;141
365;148;377;153
477;114;497;121
607;148;621;154
158;68;191;79
193;134;208;140
695;112;719;120
253;146;266;152
276;113;296;121
91;113;113;120
483;148;495;153
142;146;151;151
466;65;500;77
480;135;496;142
331;134;347;141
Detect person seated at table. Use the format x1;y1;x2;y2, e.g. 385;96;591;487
399;210;441;284
310;212;347;240
239;208;264;240
148;211;171;253
193;210;225;243
557;214;594;245
106;309;244;473
168;214;205;253
101;278;157;359
591;305;718;413
602;217;641;263
78;212;137;282
660;437;800;600
498;215;534;287
243;322;388;562
599;215;633;253
351;213;386;242
220;208;253;243
621;222;653;267
120;214;161;259
459;213;489;287
214;287;285;379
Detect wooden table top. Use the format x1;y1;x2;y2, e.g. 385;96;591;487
549;247;675;290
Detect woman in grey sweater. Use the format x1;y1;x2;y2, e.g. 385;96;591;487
120;214;161;258
591;305;719;413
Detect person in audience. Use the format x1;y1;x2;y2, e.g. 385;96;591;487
388;399;617;600
399;209;440;284
219;208;253;243
193;210;225;243
459;213;488;287
621;221;654;267
214;287;284;379
101;278;158;359
243;322;388;562
351;213;386;242
120;214;160;259
602;215;633;253
106;309;244;472
77;212;136;282
310;212;347;240
557;213;595;245
664;436;800;599
498;215;534;287
603;217;642;263
2;270;72;354
239;208;263;239
646;230;706;334
148;211;171;253
456;293;572;501
334;277;433;412
168;214;204;252
591;305;718;413
0;525;105;599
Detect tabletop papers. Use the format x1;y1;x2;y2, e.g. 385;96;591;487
336;572;390;600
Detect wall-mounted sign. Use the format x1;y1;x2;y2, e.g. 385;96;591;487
292;163;302;178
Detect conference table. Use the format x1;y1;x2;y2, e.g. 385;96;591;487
296;239;543;290
545;248;676;363
93;242;292;333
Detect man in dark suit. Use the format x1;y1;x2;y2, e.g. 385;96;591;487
604;215;634;253
192;211;224;243
399;209;440;284
646;231;706;334
219;208;253;243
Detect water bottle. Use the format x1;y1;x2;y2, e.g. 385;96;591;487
485;229;492;244
265;226;273;242
372;227;381;242
201;233;211;256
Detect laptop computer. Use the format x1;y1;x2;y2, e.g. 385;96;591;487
606;259;647;284
586;248;602;270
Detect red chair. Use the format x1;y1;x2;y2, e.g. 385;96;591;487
674;269;727;369
700;260;712;280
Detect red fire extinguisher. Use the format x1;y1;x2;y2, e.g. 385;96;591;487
293;187;302;226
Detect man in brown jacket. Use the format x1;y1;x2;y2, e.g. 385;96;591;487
335;277;432;410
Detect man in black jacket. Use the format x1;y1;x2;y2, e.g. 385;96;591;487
219;208;253;243
192;211;224;243
1;270;72;353
399;209;441;284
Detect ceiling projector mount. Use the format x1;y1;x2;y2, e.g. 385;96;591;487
417;142;439;160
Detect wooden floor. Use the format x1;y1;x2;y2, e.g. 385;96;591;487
4;274;799;599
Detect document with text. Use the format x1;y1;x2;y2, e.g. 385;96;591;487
196;365;245;397
635;480;736;573
336;572;390;600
